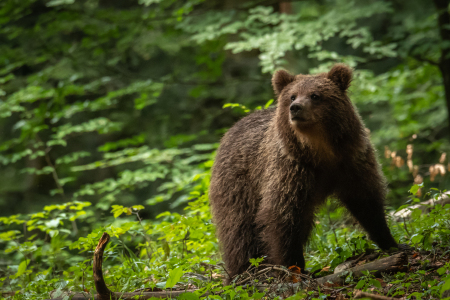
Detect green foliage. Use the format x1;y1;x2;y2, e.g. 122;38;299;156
184;1;396;73
249;257;264;268
166;267;185;289
1;0;450;299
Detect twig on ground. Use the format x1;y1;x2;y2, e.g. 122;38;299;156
235;267;274;285
354;291;403;300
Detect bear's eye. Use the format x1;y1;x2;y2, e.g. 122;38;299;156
290;95;296;101
310;93;320;101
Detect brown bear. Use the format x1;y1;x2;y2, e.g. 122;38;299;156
209;64;400;281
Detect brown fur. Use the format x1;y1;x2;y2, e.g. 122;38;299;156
209;64;398;281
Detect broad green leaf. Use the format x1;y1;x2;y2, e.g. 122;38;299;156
411;234;424;244
15;260;29;277
252;292;265;299
410;184;423;196
165;267;184;289
370;279;382;289
355;279;365;289
441;279;450;297
411;209;422;220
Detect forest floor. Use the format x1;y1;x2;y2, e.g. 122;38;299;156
62;233;450;300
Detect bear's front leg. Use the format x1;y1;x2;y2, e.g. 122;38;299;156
340;192;398;250
338;154;398;250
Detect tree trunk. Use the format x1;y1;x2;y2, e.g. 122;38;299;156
279;2;292;14
433;0;450;134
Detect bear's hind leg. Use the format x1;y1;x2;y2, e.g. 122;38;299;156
210;175;261;282
219;219;261;282
256;204;315;273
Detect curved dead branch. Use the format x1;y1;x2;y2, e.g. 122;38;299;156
93;232;115;300
47;232;199;300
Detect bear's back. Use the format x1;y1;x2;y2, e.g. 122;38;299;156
212;107;275;178
209;108;275;203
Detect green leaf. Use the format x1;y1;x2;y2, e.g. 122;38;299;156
409;292;423;299
252;292;265;299
264;99;274;108
132;205;145;211
411;234;424;244
162;239;170;260
441;279;450;297
0;230;21;241
249;257;264;267
178;292;200;300
15;260;29;277
47;0;75;6
165;267;184;289
370;279;382;289
422;232;432;249
409;183;423;195
111;205;125;218
411;208;422;220
355;279;365;289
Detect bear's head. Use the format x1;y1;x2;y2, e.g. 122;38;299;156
272;64;364;154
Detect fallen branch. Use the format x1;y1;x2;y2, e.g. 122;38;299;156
233;264;316;288
392;191;450;220
354;291;402;299
316;252;408;286
333;252;377;274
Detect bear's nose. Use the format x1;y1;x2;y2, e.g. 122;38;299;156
290;103;303;114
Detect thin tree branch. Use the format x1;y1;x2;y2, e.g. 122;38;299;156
411;54;439;66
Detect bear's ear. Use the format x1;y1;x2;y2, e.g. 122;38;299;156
272;70;295;95
327;64;353;91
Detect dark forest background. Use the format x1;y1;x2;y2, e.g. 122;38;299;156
2;0;450;216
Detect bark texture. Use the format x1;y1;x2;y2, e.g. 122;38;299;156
316;252;408;286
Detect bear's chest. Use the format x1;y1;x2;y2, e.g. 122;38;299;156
285;158;340;201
